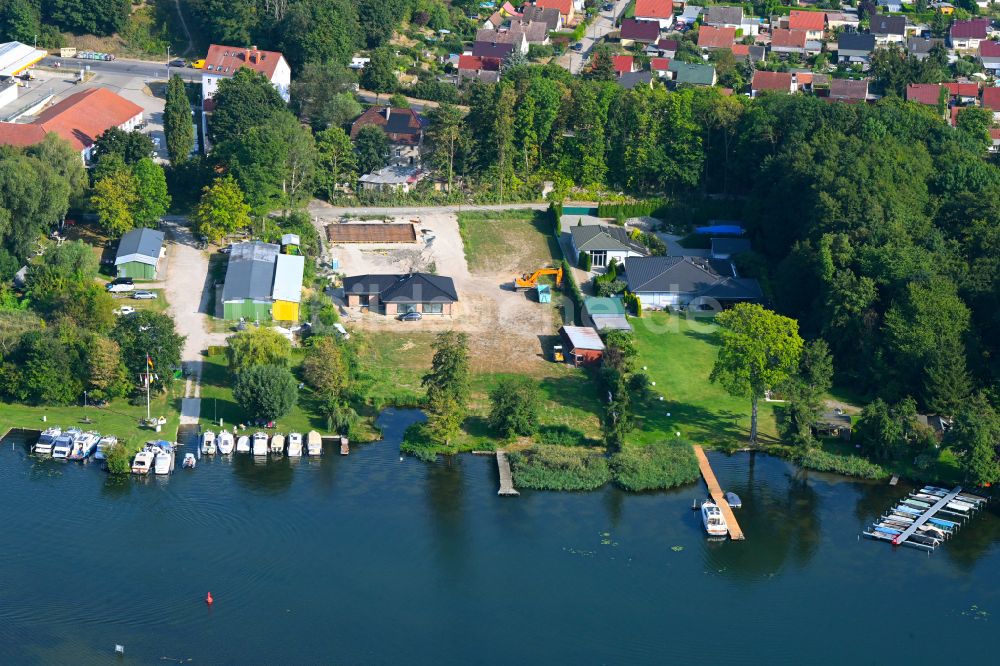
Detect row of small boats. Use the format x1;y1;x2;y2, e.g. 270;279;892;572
33;427;117;461
864;485;989;551
199;430;326;457
131;441;174;475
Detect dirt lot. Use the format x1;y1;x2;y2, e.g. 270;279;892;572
317;213;565;372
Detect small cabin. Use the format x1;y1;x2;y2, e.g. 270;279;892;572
559;325;605;367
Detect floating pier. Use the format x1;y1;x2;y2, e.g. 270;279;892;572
863;485;989;551
496;451;519;496
692;445;744;540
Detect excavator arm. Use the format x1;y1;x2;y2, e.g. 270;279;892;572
514;267;563;290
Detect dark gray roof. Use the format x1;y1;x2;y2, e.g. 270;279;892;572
115;227;164;265
521;6;561;31
343;273;458;303
572;224;648;254
617;70;655;90
907;37;939;54
871;14;905;36
472;41;515;59
222;241;279;302
837;33;876;53
704;6;743;26
624;256;762;301
711;238;752;256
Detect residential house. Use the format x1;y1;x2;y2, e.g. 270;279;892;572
950;18;990;50
521;5;563;31
558;326;605;367
698;25;736;51
906;83;945;106
221;241;304;322
617;70;656;90
877;0;902;12
825;11;860;31
703;6;743;29
982;87;1000;122
649;38;679;58
115;228;165;280
342;273;458;316
650;57;672;77
678;5;703;25
836;32;876;63
620;19;661;46
358;165;427;193
472;40;516;60
733;43;767;63
624;256;763;310
668;61;717;86
484;12;507;30
613;55;636;76
979;40;1000;72
351;106;426;166
583;297;632;332
787;10;826;40
907;37;943;60
475;28;529;55
828;78;869;101
710;238;751;260
989;127;1000;152
770;29;809;56
458;54;501;84
570;224;649;269
201;44;291;146
0;87;143;162
751;70;795;96
871;15;906;45
634;0;675;29
533;0;574;23
945;81;979;105
509;20;551;46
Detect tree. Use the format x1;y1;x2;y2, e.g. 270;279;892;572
163;74;195;163
84;334;129;401
710;303;804;444
488;376;540;438
353;125;390;175
25;134;87;207
45;0;129;36
91;127;154;166
301;335;348;399
588;45;616;81
357;0;402;48
192;176;251;243
110;311;184;392
13;330;82;405
0;153;71;259
276;0;359;71
131;158;171;227
0;0;39;43
208;69;287;146
226;327;292;376
315;126;357;198
360;47;398;98
421;331;470;444
425;103;465;192
91;169;139;236
233;363;299;421
922;338;972;416
945;393;1000;486
856;397;919;461
290;62;361;129
782;339;834;448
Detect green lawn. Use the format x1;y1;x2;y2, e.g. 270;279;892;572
630;311;779;448
457;210;561;275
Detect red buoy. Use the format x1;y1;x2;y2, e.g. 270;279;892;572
206;592;214;605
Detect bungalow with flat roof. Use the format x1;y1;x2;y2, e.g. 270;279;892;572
115;228;165;280
623;255;763;310
571;224;649;269
342;273;458;316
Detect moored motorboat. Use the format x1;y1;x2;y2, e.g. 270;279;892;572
701;500;728;537
270;433;285;455
95;435;117;461
340;436;349;456
306;430;322;456
251;431;268;456
287;432;303;457
236;435;250;453
201;430;216;455
182;452;197;469
52;433;75;459
217;431;235;455
34;427;61;454
69;432;100;460
132;449;155;475
724;491;742;508
153;441;173;475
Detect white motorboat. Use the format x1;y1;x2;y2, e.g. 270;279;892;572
52;433;75;459
251;431;268;456
306;430;322;456
269;433;285;455
236;435;250;453
182;452;197;469
132;449;155;475
154;442;173;475
34;427;61;454
701;500;728;537
287;432;303;457
69;432;100;461
201;430;216;455
95;435;117;460
217;431;235;455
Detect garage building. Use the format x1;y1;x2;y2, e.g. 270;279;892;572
115;228;165;279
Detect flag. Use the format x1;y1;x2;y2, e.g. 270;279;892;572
146;354;154;370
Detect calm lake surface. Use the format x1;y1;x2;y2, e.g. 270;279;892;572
3;409;1000;664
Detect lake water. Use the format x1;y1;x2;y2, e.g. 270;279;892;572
3;409;1000;664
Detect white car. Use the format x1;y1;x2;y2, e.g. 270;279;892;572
114;306;136;316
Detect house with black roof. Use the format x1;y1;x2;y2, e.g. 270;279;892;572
570;223;649;270
623;256;762;310
836;33;876;64
870;14;906;45
343;273;458;316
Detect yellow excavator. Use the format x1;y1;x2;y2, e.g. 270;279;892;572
514;266;563;291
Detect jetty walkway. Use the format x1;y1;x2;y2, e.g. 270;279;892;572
497;451;519;496
692;445;744;540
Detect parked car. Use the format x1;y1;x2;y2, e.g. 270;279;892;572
397;311;422;322
110;277;134;285
114;306;135;316
191;59;206;69
133;291;157;300
602;3;614;11
571;42;583;51
168;59;186;67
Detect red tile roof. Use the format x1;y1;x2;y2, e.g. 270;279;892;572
620;18;661;42
788;10;825;32
951;18;989;40
458;55;500;71
0;87;143;152
752;70;793;92
205;44;285;79
980;41;1000;57
989;128;1000;141
771;29;808;49
534;0;573;16
698;26;736;50
650;57;671;71
731;43;750;56
634;0;673;20
944;82;979;97
906;83;944;106
613;55;635;74
982;86;1000;111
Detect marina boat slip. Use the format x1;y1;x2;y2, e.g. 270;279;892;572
287;433;303;457
131;449;155;475
701;500;728;536
270;434;285;455
153;442;173;475
95;436;117;460
863;486;988;551
217;432;235;455
201;431;216;455
182;452;197;468
34;428;61;454
306;431;322;456
68;432;100;460
236;435;250;453
252;432;269;456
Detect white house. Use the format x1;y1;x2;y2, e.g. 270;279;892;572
570;222;649;270
623;256;763;310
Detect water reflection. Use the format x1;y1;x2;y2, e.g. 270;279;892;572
231;453;295;494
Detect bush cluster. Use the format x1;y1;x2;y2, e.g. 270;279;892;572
610;442;700;492
797;448;889;480
509;446;611;491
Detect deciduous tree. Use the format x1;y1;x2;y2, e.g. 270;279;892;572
226;327;292;376
131;158;171;227
488;376;540;438
192;176;251;243
353;125;390;175
91;169;139;236
233;363;298;420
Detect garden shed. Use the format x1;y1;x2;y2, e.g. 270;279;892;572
115;228;165;280
559;325;605;367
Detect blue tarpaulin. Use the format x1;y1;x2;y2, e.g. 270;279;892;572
695;224;745;236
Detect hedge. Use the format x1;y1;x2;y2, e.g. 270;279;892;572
797;448;889;480
597;199;669;220
561;258;584;325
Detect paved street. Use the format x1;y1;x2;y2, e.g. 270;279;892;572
556;0;633;75
39;56;201;84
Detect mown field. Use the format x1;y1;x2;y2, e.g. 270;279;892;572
457;209;560;274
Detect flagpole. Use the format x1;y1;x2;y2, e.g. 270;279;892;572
146;352;151;422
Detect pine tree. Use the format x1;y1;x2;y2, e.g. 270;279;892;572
922;339;972;416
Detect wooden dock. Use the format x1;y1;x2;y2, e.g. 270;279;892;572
692;445;744;540
496;451;519;496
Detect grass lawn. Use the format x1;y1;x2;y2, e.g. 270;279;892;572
457;210;561;275
630;311;779;448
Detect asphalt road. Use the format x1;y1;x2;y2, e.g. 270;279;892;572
40;56;201;83
557;0;633;75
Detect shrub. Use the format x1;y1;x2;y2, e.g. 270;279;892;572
596;279;627;297
797;448;889;480
488;376;540;438
597;200;669;220
104;441;138;475
578;250;592;271
400;422;438;462
561;259;584;325
611;442;700;491
536;424;587;447
233;364;298;421
508;445;611;491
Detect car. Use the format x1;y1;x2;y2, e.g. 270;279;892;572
191;59;206;69
168;58;186;67
602;3;614;10
397;311;422;322
114;306;136;316
219;245;232;254
106;282;134;293
110;276;134;285
571;42;583;51
133;291;157;300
